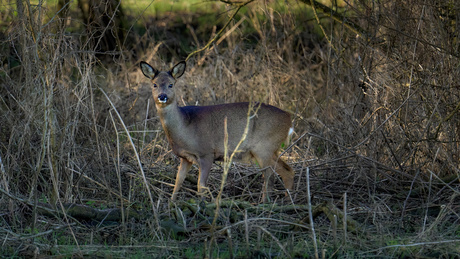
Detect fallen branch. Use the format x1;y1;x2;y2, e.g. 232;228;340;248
36;203;141;222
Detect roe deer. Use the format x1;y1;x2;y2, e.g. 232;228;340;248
140;60;295;202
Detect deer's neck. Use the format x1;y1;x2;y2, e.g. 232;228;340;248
157;102;182;128
157;104;190;148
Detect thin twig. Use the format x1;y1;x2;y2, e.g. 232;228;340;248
362;239;460;254
186;0;255;62
306;166;319;259
256;226;292;259
343;192;348;243
99;88;160;231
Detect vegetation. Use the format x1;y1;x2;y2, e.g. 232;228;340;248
1;0;459;258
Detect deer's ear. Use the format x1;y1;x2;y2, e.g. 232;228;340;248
140;61;158;79
171;61;186;79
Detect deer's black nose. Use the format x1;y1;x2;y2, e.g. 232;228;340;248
158;94;168;103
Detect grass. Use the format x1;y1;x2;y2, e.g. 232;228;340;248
1;0;460;258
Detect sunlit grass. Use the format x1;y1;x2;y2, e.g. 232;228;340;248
124;0;223;15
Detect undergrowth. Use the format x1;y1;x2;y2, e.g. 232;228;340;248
0;0;459;258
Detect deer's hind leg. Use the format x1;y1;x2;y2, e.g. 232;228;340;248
252;147;295;202
197;155;213;198
273;155;295;191
251;149;277;202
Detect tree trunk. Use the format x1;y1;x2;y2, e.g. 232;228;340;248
78;0;125;56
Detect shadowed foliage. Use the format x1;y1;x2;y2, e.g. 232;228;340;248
0;0;459;257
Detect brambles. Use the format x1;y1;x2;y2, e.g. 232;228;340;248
0;0;459;257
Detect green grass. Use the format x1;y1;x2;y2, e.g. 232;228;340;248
126;0;223;15
1;0;459;258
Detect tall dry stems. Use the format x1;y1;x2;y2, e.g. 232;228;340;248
0;0;459;257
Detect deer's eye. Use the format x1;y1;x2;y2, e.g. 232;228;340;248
153;83;157;88
168;84;173;88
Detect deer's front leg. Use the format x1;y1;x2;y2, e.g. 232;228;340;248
171;158;192;201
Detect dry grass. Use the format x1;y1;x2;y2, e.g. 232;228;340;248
1;0;459;258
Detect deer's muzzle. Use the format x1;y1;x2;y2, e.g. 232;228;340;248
158;94;168;103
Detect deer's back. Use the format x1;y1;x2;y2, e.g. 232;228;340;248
177;102;291;161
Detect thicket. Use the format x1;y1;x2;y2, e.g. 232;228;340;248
0;0;459;258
